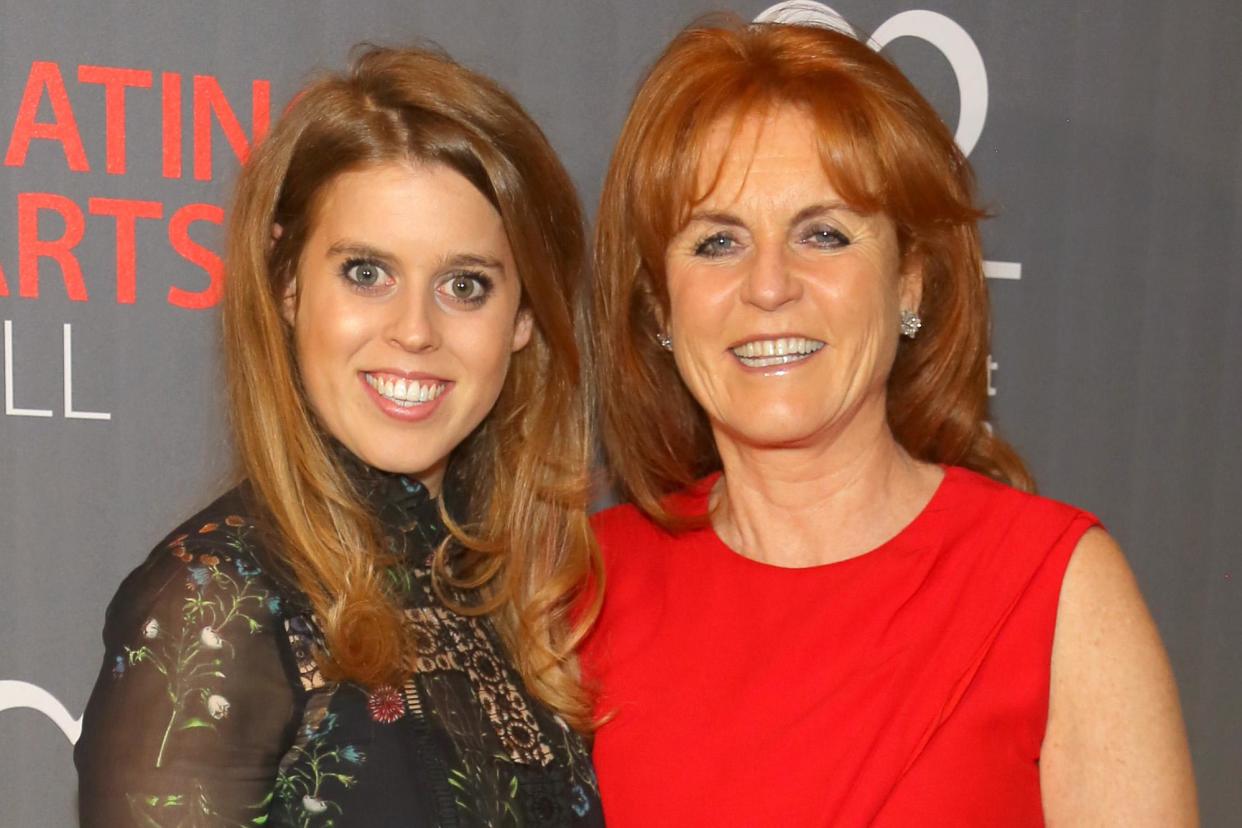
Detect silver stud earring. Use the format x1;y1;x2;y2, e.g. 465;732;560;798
899;310;922;339
655;331;673;351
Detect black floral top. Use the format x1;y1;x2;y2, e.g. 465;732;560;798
75;464;602;827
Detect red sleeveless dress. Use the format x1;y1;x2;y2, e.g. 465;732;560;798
582;467;1099;826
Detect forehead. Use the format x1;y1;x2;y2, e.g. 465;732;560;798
693;104;837;208
311;161;504;237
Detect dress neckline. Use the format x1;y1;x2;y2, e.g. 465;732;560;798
686;465;957;574
331;443;469;558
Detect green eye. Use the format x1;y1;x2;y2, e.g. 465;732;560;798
439;271;493;306
451;276;482;299
344;260;385;286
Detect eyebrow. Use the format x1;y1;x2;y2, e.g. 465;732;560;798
444;252;506;271
325;241;505;273
685;201;860;228
326;241;397;264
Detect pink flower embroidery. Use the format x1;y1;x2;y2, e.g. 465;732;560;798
367;685;404;723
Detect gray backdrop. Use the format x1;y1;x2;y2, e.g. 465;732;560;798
0;1;1237;824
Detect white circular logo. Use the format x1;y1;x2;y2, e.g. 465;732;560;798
0;680;82;743
755;2;989;156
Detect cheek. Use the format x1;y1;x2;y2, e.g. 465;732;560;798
290;296;379;412
452;311;518;383
667;271;730;337
296;306;365;371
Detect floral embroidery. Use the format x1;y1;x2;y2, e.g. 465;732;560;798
126;783;273;827
122;516;274;767
273;708;367;827
367;684;405;723
83;476;602;826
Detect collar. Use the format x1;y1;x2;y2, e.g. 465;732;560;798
333;444;469;557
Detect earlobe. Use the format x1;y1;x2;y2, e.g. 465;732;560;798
511;308;534;352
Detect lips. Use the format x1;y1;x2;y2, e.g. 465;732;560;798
730;336;825;368
363;371;448;408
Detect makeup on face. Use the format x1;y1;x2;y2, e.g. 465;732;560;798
287;162;531;494
662;105;919;450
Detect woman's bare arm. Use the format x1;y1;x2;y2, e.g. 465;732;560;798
1041;528;1197;826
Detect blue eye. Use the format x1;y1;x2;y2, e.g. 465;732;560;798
804;226;850;248
694;232;737;258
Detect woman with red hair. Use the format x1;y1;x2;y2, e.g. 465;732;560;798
586;16;1196;825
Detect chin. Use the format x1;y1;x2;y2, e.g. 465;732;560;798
722;414;827;449
348;435;443;478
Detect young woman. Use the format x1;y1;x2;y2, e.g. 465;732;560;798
76;45;602;827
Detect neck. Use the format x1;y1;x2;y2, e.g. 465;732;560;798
709;405;942;568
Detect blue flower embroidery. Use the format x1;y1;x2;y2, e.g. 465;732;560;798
187;566;211;589
235;558;262;579
570;784;590;817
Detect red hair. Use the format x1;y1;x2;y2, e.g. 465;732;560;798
592;16;1032;527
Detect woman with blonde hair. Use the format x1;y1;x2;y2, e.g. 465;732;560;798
585;16;1195;826
76;45;602;826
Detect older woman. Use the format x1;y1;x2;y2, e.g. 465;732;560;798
75;46;601;826
585;17;1196;826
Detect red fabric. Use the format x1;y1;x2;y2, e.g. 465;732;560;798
583;466;1099;827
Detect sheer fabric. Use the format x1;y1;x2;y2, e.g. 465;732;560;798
77;464;600;827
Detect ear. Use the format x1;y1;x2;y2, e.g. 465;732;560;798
511;307;533;352
898;252;925;317
638;268;669;333
280;269;298;327
272;224;298;325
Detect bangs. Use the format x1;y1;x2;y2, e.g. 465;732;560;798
638;77;897;268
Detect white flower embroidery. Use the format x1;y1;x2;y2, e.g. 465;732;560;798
141;618;160;639
302;796;328;813
206;694;230;720
199;626;224;649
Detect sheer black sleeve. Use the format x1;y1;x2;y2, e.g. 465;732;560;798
75;505;301;827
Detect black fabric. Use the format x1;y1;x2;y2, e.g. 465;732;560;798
75;463;601;827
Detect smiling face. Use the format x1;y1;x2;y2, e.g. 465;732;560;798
285;162;531;494
662;104;921;451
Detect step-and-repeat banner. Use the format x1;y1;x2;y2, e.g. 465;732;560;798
1;1;1237;823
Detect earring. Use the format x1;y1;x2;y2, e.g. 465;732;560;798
655;332;673;351
899;310;922;339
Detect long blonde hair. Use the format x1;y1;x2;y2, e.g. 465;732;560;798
593;18;1032;528
222;45;600;727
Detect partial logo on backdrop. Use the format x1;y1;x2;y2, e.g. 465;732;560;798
0;61;270;421
0;61;270;742
756;1;1017;396
0;681;81;743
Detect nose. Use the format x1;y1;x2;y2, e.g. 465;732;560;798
384;287;440;353
740;243;802;311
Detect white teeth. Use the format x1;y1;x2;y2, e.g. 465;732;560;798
731;337;825;364
365;373;446;406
